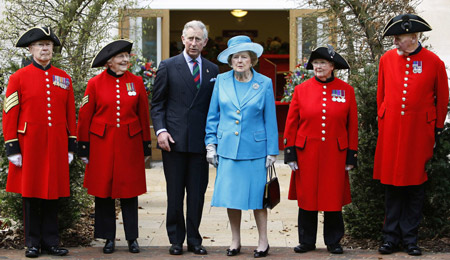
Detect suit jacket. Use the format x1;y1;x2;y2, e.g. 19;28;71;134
205;69;279;160
3;62;76;199
151;53;219;153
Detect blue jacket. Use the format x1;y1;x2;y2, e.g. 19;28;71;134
205;69;279;159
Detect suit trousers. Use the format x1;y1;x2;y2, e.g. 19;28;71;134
23;198;59;248
94;197;138;241
382;184;425;245
297;208;344;246
162;150;209;246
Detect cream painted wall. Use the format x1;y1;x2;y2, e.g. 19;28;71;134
417;0;450;73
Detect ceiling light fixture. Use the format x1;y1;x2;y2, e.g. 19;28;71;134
231;9;248;18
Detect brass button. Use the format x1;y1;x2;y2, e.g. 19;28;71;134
235;132;239;136
401;111;405;115
235;120;239;124
321;137;325;141
236;110;240;114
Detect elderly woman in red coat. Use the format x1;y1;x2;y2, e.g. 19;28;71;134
77;40;151;254
283;45;358;254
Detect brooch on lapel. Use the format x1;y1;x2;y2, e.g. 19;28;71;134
413;61;422;74
53;75;70;90
126;83;136;96
331;90;346;103
252;83;260;90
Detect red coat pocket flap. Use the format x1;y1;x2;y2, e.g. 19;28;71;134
295;135;307;149
89;121;106;137
17;121;27;134
128;120;142;137
337;135;348;150
377;102;386;118
426;109;437;122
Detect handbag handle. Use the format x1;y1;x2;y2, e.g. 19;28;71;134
267;165;277;181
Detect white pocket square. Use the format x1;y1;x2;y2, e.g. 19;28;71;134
210;78;216;82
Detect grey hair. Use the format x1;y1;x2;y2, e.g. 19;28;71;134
182;20;208;39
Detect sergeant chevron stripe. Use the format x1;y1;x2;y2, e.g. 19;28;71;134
81;95;89;108
4;91;19;113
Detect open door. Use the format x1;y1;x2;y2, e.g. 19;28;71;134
119;9;170;66
289;9;329;71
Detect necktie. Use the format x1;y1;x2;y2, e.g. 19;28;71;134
192;59;200;89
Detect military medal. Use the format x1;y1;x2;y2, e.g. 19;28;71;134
413;61;422;74
126;83;136;96
332;90;346;103
53;75;70;90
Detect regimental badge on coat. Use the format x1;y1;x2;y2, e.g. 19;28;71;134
331;90;346;103
53;75;70;90
126;83;136;96
413;61;423;74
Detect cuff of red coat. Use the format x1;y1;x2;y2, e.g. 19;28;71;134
143;141;152;156
77;141;89;158
68;137;77;153
5;139;20;156
284;146;297;164
346;149;358;167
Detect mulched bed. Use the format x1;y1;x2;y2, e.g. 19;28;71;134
342;235;450;252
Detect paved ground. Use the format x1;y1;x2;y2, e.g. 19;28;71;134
1;161;449;259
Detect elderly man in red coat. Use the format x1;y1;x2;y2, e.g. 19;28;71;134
374;14;449;256
3;27;76;258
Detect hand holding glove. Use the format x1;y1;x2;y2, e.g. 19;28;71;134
8;154;22;167
68;152;74;164
265;155;277;168
206;144;218;168
80;157;89;164
287;161;298;171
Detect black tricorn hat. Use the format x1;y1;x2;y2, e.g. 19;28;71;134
306;45;350;70
16;27;61;47
383;14;432;37
91;39;133;68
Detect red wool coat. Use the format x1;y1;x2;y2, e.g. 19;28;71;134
373;47;449;186
77;70;151;199
284;77;358;211
3;63;77;199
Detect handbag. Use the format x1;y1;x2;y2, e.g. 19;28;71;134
263;165;280;209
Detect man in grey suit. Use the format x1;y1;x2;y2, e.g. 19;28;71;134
151;20;219;255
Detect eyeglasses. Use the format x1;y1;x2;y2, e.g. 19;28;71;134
31;42;54;48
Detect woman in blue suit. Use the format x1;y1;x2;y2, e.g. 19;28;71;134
205;35;279;258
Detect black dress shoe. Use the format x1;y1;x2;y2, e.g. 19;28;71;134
294;243;316;253
378;241;397;254
327;243;343;254
254;244;269;258
169;243;183;255
128;239;140;253
406;243;422;256
103;239;115;254
188;244;207;255
226;246;241;256
41;246;69;256
25;247;39;258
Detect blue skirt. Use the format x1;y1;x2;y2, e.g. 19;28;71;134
211;156;266;210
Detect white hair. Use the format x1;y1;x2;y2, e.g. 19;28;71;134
182;20;208;40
